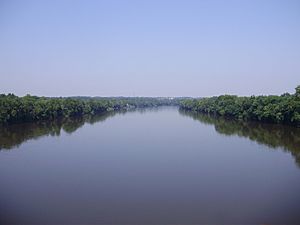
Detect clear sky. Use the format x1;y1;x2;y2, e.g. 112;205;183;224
0;0;300;97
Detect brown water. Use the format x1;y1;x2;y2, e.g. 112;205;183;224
1;107;300;224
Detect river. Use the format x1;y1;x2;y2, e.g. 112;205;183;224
1;107;300;224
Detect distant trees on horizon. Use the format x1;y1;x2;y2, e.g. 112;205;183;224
1;86;300;126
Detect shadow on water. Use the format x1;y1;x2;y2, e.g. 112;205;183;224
179;109;300;167
0;111;124;151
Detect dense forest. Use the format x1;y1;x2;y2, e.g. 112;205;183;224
2;86;300;126
180;86;300;126
0;94;180;124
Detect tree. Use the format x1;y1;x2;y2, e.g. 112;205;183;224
180;85;300;126
295;85;300;97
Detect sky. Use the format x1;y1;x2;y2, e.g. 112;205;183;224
0;0;300;97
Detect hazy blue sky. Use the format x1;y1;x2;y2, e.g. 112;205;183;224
1;0;300;97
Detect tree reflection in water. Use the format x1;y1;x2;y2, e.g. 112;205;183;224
2;108;300;167
179;109;300;167
0;111;121;151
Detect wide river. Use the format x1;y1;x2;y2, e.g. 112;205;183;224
1;107;300;224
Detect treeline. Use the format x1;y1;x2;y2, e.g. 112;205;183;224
180;86;300;126
0;94;179;124
72;96;181;107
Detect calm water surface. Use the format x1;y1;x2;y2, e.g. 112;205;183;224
1;107;300;224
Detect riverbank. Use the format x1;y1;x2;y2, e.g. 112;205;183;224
180;86;300;127
0;94;180;125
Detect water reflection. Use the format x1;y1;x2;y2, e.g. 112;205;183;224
179;109;300;167
0;111;120;151
0;107;163;151
2;108;300;168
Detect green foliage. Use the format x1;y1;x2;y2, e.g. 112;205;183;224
0;95;180;124
180;86;300;126
296;85;300;97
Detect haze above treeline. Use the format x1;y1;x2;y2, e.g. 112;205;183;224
1;0;300;97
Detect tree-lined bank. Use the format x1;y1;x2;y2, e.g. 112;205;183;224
0;95;180;124
1;86;300;126
180;86;300;126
